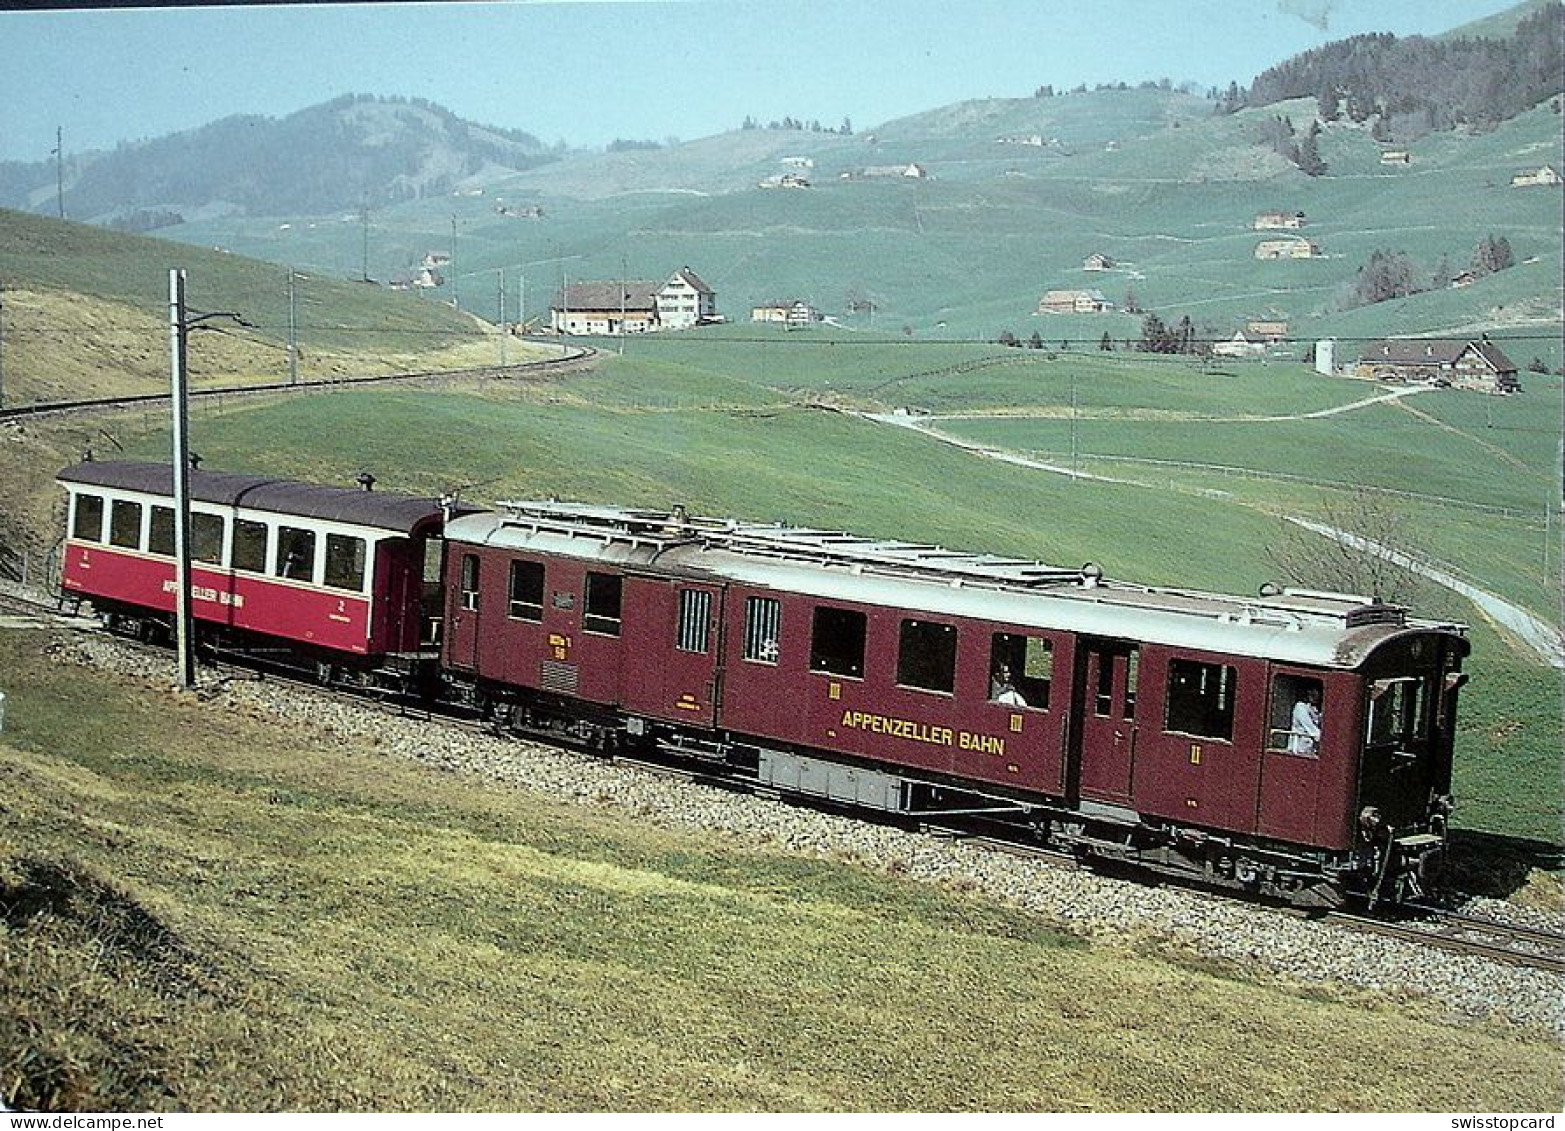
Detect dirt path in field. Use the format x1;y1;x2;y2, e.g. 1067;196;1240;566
860;409;1564;669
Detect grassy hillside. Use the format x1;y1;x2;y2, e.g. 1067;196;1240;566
0;209;525;405
12;329;1542;842
3;632;1558;1111
161;87;1563;365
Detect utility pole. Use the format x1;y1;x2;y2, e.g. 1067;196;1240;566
360;199;370;283
0;281;6;411
287;268;299;385
168;269;197;689
54;127;64;220
497;268;507;367
450;215;459;310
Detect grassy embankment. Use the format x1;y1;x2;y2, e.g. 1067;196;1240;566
0;209;543;406
1;630;1560;1111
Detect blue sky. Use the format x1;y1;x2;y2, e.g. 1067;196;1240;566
0;0;1526;162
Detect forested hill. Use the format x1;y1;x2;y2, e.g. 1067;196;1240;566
1228;1;1562;134
0;95;558;222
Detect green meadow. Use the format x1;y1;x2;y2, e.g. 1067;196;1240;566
83;331;1560;843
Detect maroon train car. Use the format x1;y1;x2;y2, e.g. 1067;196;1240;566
57;461;458;682
441;500;1469;906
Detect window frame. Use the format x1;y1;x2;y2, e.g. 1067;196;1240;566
1164;657;1238;742
507;559;545;622
809;605;867;680
71;493;105;543
676;588;713;654
231;518;270;574
323;533;368;593
989;632;1053;710
274;525;317;583
108;499;143;550
460;554;480;612
896;617;958;695
742;595;782;664
583;571;624;637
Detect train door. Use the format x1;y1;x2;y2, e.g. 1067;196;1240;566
445;549;483;672
1072;638;1140;803
660;582;724;725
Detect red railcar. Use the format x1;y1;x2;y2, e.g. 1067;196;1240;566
442;500;1469;905
57;461;460;683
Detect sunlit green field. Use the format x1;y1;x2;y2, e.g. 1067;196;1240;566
88;334;1561;842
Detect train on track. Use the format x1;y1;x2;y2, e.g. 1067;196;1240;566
56;459;1471;908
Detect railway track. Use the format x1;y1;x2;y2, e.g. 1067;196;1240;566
0;343;597;424
4;584;1562;978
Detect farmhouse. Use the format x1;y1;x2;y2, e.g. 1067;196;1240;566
1246;319;1290;342
1355;338;1520;394
1211;332;1265;359
843;163;928;180
1038;289;1113;314
1380;150;1412;165
1254;239;1321;260
1082;253;1116;271
1511;165;1562;187
1253;211;1306;230
550;267;718;335
758;172;810;189
751;300;819;326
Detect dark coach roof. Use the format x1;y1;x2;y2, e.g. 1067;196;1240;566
59;460;463;535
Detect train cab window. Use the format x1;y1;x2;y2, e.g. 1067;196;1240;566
191;513;225;565
990;633;1051;709
676;589;713;653
584;572;623;636
324;534;367;593
1165;659;1237;741
508;560;545;621
897;619;957;694
109;500;142;549
1366;677;1426;748
149;506;175;556
743;596;782;664
1268;675;1324;756
810;606;866;679
232;519;269;573
460;555;480;611
72;494;105;543
275;526;316;582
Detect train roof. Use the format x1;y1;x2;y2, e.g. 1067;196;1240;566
58;460;460;536
446;500;1468;671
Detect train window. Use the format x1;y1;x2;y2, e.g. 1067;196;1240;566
1268;675;1324;756
989;633;1051;709
676;589;712;653
149;506;175;556
584;572;623;636
508;560;545;621
109;500;142;549
1165;659;1237;741
810;606;866;679
324;534;367;593
1366;677;1426;748
275;526;316;582
191;513;224;565
898;619;957;694
232;519;269;573
743;596;782;664
460;555;480;611
72;494;104;543
1095;651;1115;717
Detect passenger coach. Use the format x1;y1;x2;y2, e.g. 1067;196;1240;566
58;460;460;684
442;499;1469;905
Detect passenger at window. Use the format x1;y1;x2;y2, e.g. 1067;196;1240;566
990;663;1027;707
1289;686;1322;754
